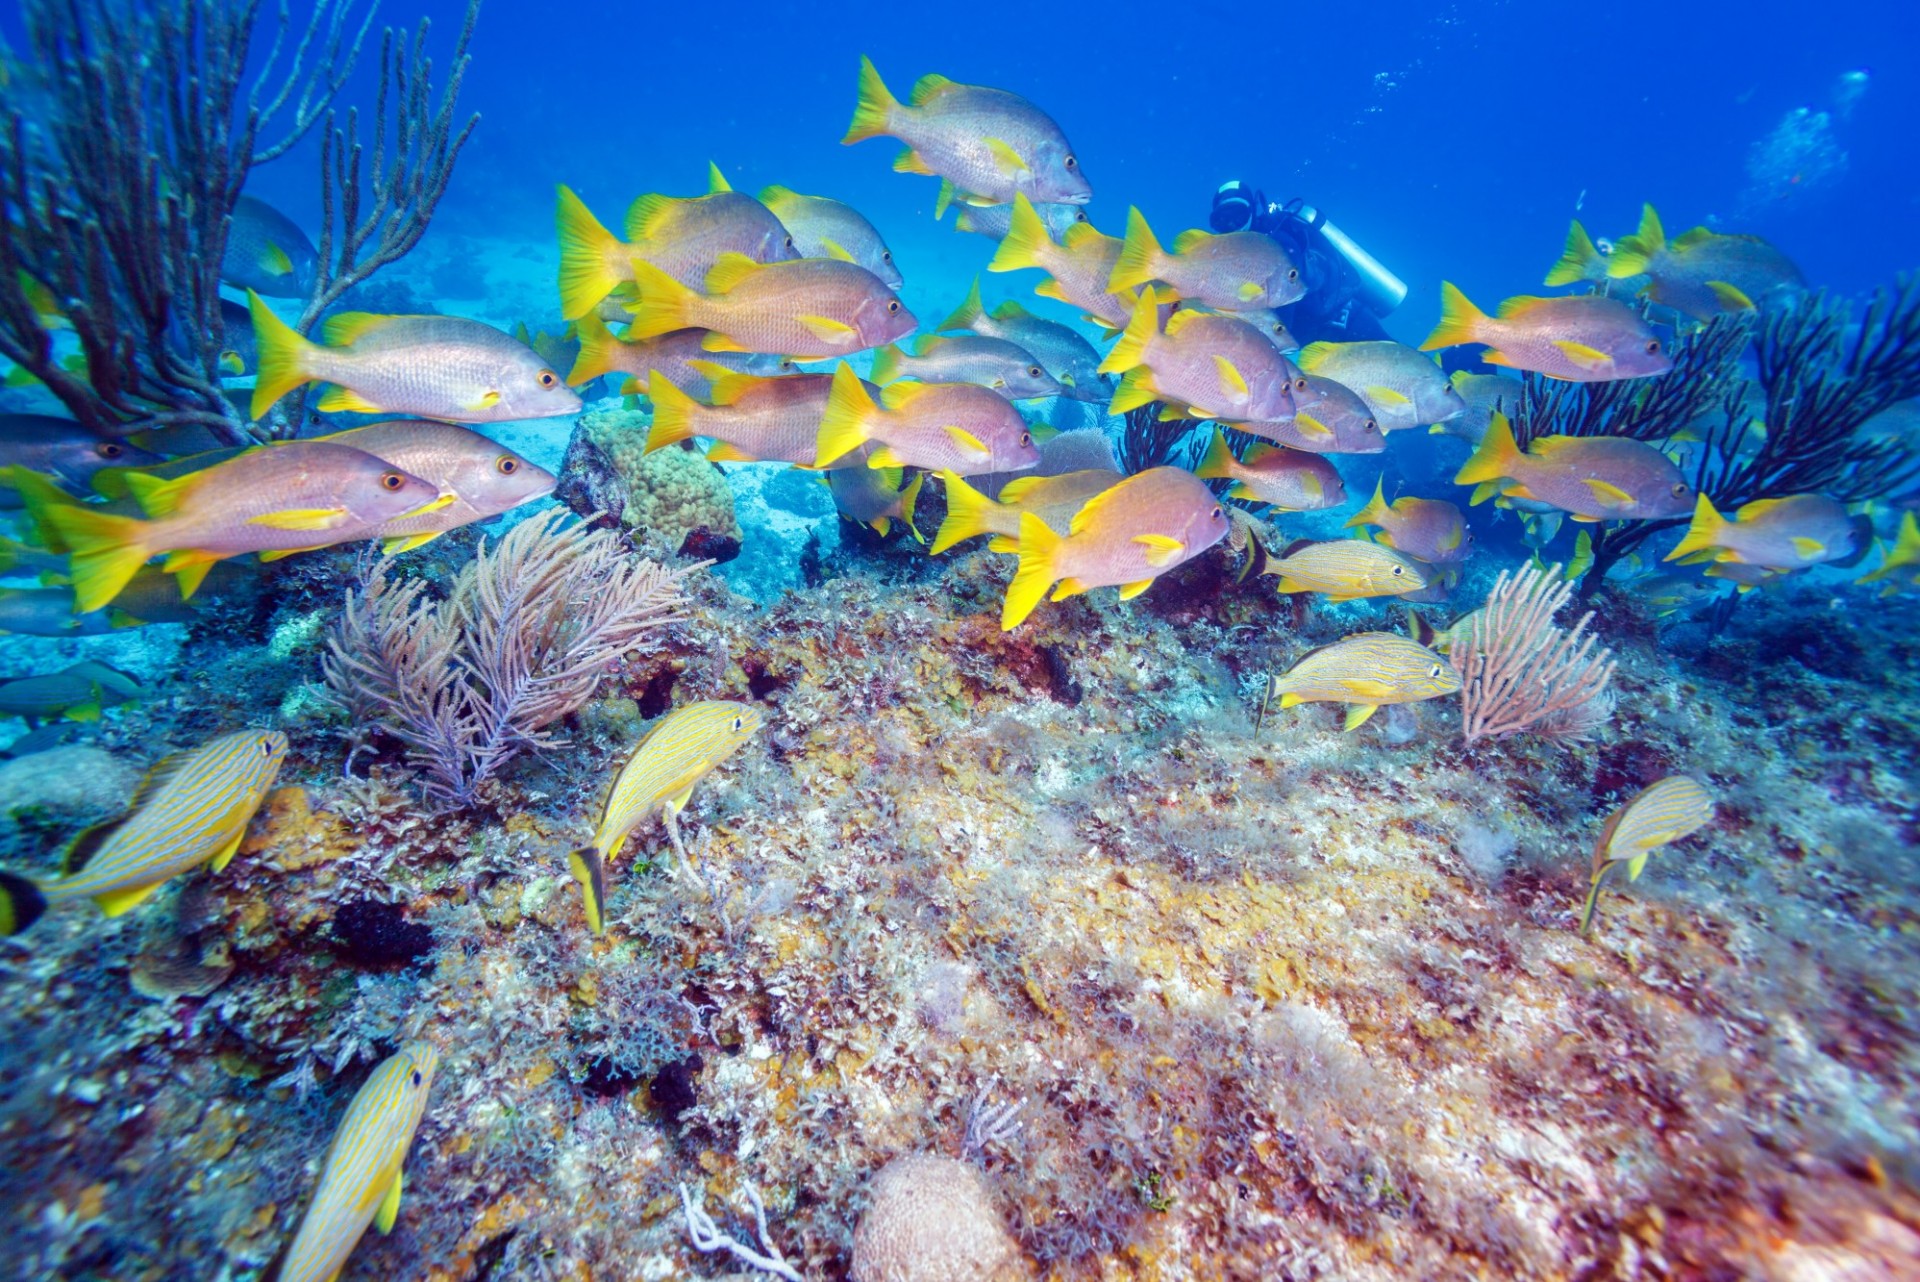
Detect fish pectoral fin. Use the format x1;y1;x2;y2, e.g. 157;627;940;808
866;445;905;469
1551;340;1611;371
314;385;385;414
1295;413;1332;441
983;136;1029;177
218;350;246;375
375;1168;404;1234
1581;478;1634;508
1790;537;1826;559
663;784;697;816
1706;280;1755;311
1050;576;1088;601
705;441;758;463
381;532;442;556
64;701;101;723
1626;852;1651;882
943;425;988;456
1277;692;1304;708
1115;578;1154;600
1235;281;1263;303
1344;679;1397;699
1212;355;1248;398
1365;384;1412;407
818;237;855;263
248;507;349;531
797;314;857;342
699;333;751;353
207;826;246;874
466;390;503;414
93;880;164;918
257;545;331;562
257;241;294;275
1343;704;1381;732
1132;533;1185;567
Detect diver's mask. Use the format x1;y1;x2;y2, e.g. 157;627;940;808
1210;180;1261;233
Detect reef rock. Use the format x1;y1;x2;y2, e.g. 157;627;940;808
580;404;739;550
851;1154;1030;1282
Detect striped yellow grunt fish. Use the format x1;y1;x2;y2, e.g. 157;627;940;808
1261;632;1459;732
0;729;286;935
1259;538;1430;601
273;1042;439;1282
570;701;765;935
1580;775;1715;934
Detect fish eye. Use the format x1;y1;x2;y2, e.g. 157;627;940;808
496;455;519;474
99;442;124;459
1365;420;1379;433
380;472;405;491
784;236;795;251
1644;340;1660;354
1672;482;1689;496
538;369;558;387
1391;564;1404;575
731;715;744;732
1074;210;1088;222
258;736;275;756
1020;432;1033;447
1028;366;1043;378
1294;377;1308;392
1211;506;1224;520
411;1069;422;1087
887;300;901;313
1064;155;1078;170
882;251;893;263
1428;664;1442;678
1287;268;1300;281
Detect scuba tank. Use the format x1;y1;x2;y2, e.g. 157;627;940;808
1212;183;1407;321
1278;200;1407;320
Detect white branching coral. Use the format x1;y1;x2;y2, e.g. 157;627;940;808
1450;562;1616;745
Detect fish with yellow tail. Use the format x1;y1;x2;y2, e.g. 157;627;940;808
758;185;904;289
931;468;1122;555
564;313;787;393
1000;467;1228;630
936;278;1109;401
570;701;765;935
269;1042;439;1282
0;729;285;936
1259;632;1459;733
841;56;1091;213
871;334;1063;401
815;362;1039;475
828;447;926;539
1293;340;1466;432
647;369;848;467
1345;481;1473;566
988;195;1145;333
247;294;581;423
12;445;446;614
625;255;914;361
1241;374;1383;455
1453;412;1694;523
1579;775;1715;935
1255;538;1430;601
1664;493;1867;572
1606;204;1805;320
1099;292;1299;423
1193;431;1345;512
1543;219;1612;288
1859;511;1920;593
1107;207;1304;311
309;422;558;556
1419;283;1672;382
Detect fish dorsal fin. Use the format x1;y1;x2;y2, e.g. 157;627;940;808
704;252;762;294
1494;295;1550;319
1278;538;1314;559
1171;229;1212;254
909;72;957;105
706;372;775;406
706;161;731;194
62;815;130;874
879;381;933;410
1295;341;1336;372
1734;497;1787;520
1672;227;1716;250
997;476;1045;504
1162;309;1200;336
128;752;187;810
321;312;399;346
624;192;678;242
988;300;1032;321
123;470;197;520
1068;479;1140;537
757;184;796;212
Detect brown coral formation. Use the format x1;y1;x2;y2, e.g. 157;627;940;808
583;404;740;547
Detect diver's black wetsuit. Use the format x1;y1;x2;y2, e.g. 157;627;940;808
1209;185;1393;346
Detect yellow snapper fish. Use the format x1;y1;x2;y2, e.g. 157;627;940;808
1454;412;1694;523
1580;775;1715;935
1001;466;1229;629
570;701;765;935
1108;207;1305;311
1664;493;1867;572
988;195;1147;333
0;660;140;726
554;169;798;319
646;369;852;466
311;422;558;555
0;729;285;935
870;334;1064;401
1431;371;1524;447
1294;340;1467;432
1344;481;1473;565
1420;283;1672;382
935;278;1109;401
1543;219;1612;287
1100;293;1300;424
1859;511;1920;593
1259;538;1430;600
626;255;915;361
841;56;1092;214
1607;204;1805;320
1193;430;1345;511
248;296;581;424
273;1042;439;1282
757;185;904;289
930;468;1122;555
1261;631;1460;732
815;362;1040;475
15;445;444;613
1239;373;1383;455
828;446;925;539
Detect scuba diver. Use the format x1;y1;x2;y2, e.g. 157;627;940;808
1208;181;1409;348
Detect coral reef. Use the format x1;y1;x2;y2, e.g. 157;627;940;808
579;405;741;551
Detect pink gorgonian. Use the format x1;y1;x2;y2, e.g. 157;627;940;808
1450;563;1617;746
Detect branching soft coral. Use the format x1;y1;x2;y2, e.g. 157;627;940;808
321;510;703;807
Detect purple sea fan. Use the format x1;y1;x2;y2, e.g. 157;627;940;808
322;510;704;806
1451;563;1616;746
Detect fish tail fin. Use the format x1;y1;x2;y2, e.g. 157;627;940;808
624;260;698;342
1403;606;1439;650
815;362;877;466
842;55;900;144
566;309;622;386
246;290;321;420
1002;510;1063;630
568;846;609;936
930;469;996;555
1608;204;1664;278
1453;410;1521;488
1107;206;1165;294
0;869;47;936
988;194;1052;274
869;342;906;384
1098;289;1159;375
898;472;926;543
555;186;629;321
14;469;152;614
937;276;984;333
1419;281;1486;352
645;374;704;453
1194;429;1236;480
1664;493;1728;562
1344;477;1390;530
1544;220;1603;286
